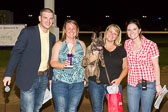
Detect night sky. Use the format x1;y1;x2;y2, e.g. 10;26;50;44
0;0;168;31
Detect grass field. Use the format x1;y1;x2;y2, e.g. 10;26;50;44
0;33;168;68
0;49;11;68
1;47;167;67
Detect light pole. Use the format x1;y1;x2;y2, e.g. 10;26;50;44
44;0;59;40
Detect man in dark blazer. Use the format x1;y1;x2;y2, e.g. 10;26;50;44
3;8;56;112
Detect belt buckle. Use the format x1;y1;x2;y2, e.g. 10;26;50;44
38;70;47;75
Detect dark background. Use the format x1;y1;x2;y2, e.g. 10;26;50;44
0;0;168;31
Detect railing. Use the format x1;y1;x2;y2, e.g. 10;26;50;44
59;31;168;47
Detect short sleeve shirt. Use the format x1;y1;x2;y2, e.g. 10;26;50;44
124;36;159;87
99;46;127;84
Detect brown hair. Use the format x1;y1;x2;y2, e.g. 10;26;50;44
39;8;54;16
125;19;142;37
61;20;79;41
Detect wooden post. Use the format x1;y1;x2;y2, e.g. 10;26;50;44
44;0;59;40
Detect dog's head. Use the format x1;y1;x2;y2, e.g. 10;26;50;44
91;32;104;51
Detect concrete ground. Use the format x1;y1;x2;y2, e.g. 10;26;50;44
0;66;168;112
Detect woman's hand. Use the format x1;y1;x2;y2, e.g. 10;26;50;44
156;85;162;96
63;60;69;68
111;78;121;86
89;53;98;62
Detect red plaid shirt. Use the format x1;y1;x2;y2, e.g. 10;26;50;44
124;36;159;87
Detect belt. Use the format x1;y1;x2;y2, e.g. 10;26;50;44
38;70;48;75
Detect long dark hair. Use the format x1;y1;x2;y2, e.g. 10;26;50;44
125;19;141;29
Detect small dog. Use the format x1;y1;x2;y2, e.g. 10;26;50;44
83;32;105;87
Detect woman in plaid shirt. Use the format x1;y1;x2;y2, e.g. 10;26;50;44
124;19;162;112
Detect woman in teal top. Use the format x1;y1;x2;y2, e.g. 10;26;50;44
50;20;86;112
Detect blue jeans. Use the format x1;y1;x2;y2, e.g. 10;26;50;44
88;79;123;112
52;79;84;112
127;81;156;112
20;72;48;112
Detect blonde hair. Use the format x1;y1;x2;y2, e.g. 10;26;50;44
61;20;79;41
104;24;122;46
